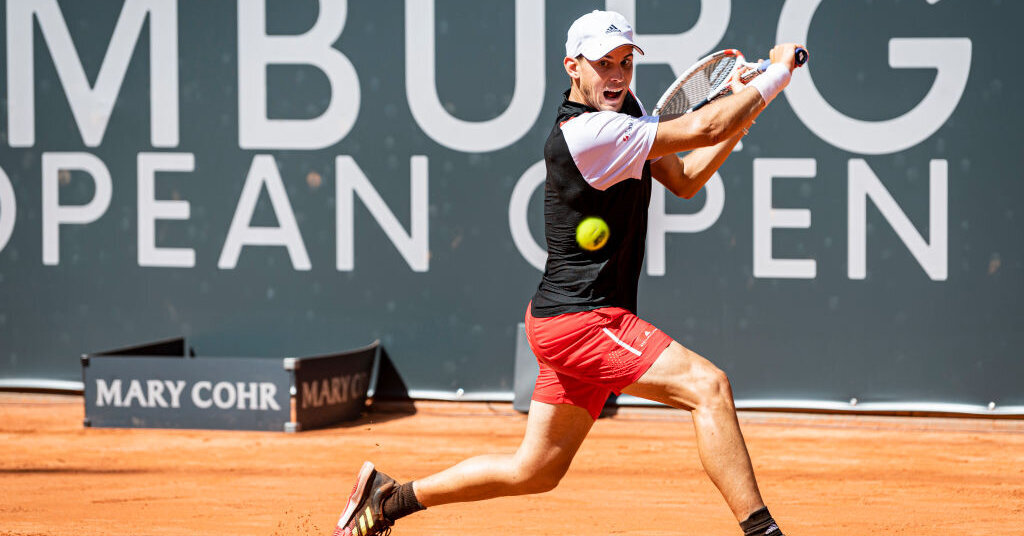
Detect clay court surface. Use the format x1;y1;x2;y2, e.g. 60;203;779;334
2;393;1022;536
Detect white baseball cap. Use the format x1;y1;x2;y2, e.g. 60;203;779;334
565;10;645;61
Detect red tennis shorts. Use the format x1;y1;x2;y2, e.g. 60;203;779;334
524;303;673;419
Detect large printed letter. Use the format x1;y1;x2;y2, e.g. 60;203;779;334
506;162;725;274
778;0;970;155
406;0;544;153
138;153;195;267
96;379;122;407
647;175;725;276
753;158;816;279
848;159;947;281
606;0;730;94
218;155;311;270
336;156;429;272
0;167;15;252
7;0;178;147
42;153;112;265
238;0;359;149
508;160;546;271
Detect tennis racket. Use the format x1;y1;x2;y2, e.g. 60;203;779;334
652;47;808;116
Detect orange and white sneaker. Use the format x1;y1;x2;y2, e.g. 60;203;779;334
332;462;397;536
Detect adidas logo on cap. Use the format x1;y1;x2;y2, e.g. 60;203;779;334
565;11;644;60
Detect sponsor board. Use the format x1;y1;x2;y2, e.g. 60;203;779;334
289;341;378;431
82;338;378;431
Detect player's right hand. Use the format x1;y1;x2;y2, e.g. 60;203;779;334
768;43;807;72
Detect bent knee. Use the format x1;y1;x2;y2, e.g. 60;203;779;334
693;365;734;408
519;472;563;494
512;459;570;494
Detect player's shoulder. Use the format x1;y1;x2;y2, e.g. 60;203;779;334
560;110;638;132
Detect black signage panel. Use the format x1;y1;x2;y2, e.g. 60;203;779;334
83;355;290;431
291;341;377;430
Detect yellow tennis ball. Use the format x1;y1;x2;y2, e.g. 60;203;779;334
576;216;609;251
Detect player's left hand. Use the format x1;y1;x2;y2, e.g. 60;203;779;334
728;64;751;94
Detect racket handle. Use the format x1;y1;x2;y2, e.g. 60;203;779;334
795;47;809;66
757;47;809;72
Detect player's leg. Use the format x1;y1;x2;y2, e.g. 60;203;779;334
413;399;594;505
621;341;780;535
332;400;593;536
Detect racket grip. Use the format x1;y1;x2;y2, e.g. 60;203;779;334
795;47;809;66
757;46;807;72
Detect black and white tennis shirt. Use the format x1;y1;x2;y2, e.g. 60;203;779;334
530;90;661;318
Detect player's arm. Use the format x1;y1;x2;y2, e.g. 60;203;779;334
652;64;765;199
648;43;803;160
649;88;763;159
650;127;748;199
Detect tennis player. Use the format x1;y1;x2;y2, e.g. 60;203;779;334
333;10;804;536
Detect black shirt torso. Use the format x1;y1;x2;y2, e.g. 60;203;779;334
530;91;653;317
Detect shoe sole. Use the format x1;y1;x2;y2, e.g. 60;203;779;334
336;461;376;530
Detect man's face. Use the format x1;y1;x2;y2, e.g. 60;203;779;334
567;45;635;112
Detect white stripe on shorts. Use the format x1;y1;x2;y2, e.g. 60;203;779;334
602;327;642;356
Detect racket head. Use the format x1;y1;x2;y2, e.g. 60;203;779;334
652;49;744;116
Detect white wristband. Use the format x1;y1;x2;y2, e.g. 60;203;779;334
750;63;791;106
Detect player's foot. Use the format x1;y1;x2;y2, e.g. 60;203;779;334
332;461;397;536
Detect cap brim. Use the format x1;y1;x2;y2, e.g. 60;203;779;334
579;37;645;61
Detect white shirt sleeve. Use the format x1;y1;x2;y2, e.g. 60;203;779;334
560;111;660;190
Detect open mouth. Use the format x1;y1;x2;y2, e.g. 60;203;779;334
603;89;624;101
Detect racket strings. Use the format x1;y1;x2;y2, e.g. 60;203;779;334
657;56;737;116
